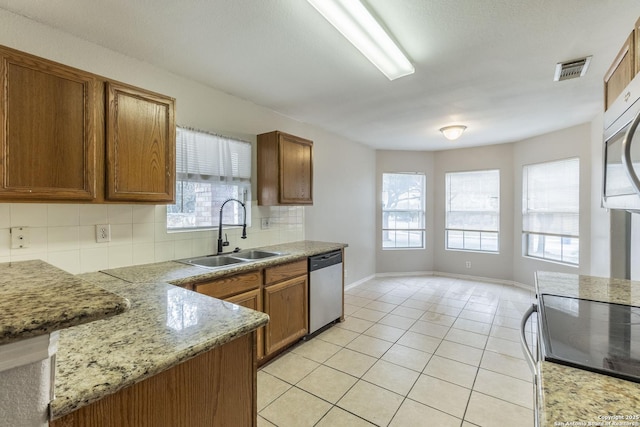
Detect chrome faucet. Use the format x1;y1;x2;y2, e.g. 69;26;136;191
217;198;247;254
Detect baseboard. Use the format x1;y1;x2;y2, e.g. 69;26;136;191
361;270;533;292
433;271;532;291
344;274;376;291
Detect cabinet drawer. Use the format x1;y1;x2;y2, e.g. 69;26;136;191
264;259;307;286
194;270;262;300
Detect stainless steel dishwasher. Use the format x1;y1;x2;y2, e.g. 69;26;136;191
308;250;343;335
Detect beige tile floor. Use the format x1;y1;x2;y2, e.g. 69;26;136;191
258;275;537;427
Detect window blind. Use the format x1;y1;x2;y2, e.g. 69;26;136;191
445;170;500;232
176;127;251;183
522;158;579;237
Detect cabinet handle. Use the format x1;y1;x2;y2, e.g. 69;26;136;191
520;303;538;375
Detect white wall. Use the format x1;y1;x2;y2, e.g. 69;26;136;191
305;130;376;283
433;144;515;282
589;112;612;277
0;9;376;284
375;151;435;274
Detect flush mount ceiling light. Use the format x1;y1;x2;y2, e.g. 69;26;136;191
440;125;467;141
306;0;414;81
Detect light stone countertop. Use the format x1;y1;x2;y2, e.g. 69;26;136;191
51;240;346;420
535;272;640;427
101;240;347;285
51;273;269;419
0;260;129;345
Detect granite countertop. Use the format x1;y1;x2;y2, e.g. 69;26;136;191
535;272;640;427
0;260;129;345
51;272;269;419
101;240;348;285
51;240;346;420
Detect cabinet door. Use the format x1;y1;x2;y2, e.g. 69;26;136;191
636;18;640;78
263;275;308;356
257;131;313;206
49;333;256;427
0;47;97;200
226;289;264;360
106;82;175;202
279;134;313;205
604;32;635;111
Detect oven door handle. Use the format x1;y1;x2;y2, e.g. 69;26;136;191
520;303;538;375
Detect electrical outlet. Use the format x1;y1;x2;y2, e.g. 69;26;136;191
96;224;111;243
465;261;471;269
261;218;270;229
10;227;30;249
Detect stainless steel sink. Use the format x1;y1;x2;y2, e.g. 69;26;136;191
231;250;283;260
181;255;245;268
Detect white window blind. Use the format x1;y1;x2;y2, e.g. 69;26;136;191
445;169;500;252
522;158;579;265
175;127;251;183
168;127;252;230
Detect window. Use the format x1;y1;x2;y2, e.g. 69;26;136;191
382;173;425;249
523;158;579;265
167;127;252;230
445;169;500;252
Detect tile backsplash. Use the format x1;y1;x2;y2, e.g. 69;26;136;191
0;202;304;274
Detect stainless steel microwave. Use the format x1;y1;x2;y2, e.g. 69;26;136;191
603;73;640;212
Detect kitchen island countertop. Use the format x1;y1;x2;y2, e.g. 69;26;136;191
535;272;640;427
52;272;269;419
0;260;129;345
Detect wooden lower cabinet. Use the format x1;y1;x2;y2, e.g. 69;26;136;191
49;333;256;427
263;274;308;356
227;289;264;360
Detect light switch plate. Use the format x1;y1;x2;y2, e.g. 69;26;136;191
10;227;30;249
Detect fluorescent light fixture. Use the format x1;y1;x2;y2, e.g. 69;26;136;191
307;0;414;80
440;125;467;141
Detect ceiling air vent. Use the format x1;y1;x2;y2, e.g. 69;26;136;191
554;56;592;81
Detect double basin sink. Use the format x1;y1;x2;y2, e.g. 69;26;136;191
179;250;286;269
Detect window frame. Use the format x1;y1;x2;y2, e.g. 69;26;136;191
444;168;500;253
522;157;580;266
381;172;426;250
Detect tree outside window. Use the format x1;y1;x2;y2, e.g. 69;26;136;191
382;173;425;249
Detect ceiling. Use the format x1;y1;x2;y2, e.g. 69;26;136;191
2;0;640;150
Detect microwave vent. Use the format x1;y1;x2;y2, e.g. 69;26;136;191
554;56;592;81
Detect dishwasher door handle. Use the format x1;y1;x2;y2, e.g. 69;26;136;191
520;303;538;375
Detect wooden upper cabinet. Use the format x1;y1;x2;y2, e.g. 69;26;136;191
604;31;636;111
636;17;640;78
0;46;98;200
257;131;313;205
106;82;175;203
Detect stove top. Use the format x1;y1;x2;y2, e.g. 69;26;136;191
539;294;640;383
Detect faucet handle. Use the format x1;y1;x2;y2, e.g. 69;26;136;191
222;233;229;247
